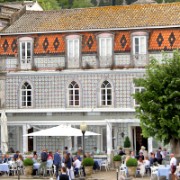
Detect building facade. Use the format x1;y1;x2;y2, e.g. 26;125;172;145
0;2;179;159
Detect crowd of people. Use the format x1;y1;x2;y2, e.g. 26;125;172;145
118;145;179;180
0;145;102;179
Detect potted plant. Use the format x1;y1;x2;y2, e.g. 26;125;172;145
23;158;34;176
82;157;94;176
113;155;121;168
124;136;131;154
126;157;138;177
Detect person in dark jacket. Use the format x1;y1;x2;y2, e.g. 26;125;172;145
59;167;69;180
54;149;61;178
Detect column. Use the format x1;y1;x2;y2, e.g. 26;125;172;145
96;126;101;151
106;121;112;163
74;136;77;152
148;137;153;153
22;125;28;153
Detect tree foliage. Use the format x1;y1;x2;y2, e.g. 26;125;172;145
133;51;180;145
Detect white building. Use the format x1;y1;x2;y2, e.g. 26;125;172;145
0;2;179;159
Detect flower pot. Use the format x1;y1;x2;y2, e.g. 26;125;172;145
85;166;93;176
24;166;33;176
114;161;121;168
128;166;136;177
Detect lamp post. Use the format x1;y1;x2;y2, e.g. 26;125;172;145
80;122;87;158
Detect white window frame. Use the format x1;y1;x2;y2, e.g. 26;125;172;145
19;37;33;70
133;86;145;107
133;36;147;55
68;81;80;107
99;37;112;57
100;80;113;106
20;82;33;108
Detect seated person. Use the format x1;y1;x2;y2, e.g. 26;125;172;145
0;154;6;163
4;154;11;163
143;157;150;174
16;154;24;167
47;151;53;160
32;151;38;163
136;152;144;161
149;152;157;166
76;151;82;161
137;157;144;170
73;156;81;176
118;147;126;156
13;151;20;161
92;147;100;155
58;167;69;180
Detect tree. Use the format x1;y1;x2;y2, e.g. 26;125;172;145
72;0;93;8
38;0;60;10
133;51;180;157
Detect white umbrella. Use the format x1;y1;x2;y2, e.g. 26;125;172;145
23;124;101;137
1;110;8;153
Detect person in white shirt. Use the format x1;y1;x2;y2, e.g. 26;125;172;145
73;156;81;177
170;153;177;180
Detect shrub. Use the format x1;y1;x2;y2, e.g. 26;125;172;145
113;155;121;161
126;158;138;167
124;136;131;148
23;158;34;166
82;157;94;166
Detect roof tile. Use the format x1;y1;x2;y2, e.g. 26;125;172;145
1;3;180;34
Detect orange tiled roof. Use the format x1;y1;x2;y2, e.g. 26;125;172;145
1;3;180;34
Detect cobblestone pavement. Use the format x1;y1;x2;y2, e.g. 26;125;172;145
0;170;151;180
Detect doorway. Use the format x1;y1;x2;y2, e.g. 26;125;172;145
132;126;148;155
28;127;33;151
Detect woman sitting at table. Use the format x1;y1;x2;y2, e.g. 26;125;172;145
16;154;24;168
32;151;38;163
47;151;53;160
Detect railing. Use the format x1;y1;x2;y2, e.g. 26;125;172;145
132;54;149;67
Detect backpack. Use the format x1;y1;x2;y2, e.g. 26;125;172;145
41;152;48;161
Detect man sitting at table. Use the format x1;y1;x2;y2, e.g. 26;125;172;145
0;154;6;163
73;156;81;177
170;153;177;180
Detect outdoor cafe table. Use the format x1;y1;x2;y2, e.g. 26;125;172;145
158;165;170;180
0;163;9;173
33;162;40;170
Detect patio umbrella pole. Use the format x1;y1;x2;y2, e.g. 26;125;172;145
116;168;118;180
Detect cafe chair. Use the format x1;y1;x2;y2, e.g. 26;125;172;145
8;162;17;176
135;164;145;178
119;164;127;177
150;166;159;180
100;160;109;171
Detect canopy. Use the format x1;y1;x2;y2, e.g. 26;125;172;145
1;111;8;153
23;124;101;137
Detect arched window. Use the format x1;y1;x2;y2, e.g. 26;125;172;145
20;82;32;107
100;80;112;106
68;81;80;106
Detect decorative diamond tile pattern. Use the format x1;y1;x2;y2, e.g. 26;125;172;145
43;38;49;51
120;35;127;48
168;32;176;47
53;37;60;50
11;39;17;52
156;33;164;47
87;36;94;49
0;29;179;56
2;39;9;52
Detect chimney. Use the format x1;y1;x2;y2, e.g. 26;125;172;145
112;0;116;5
